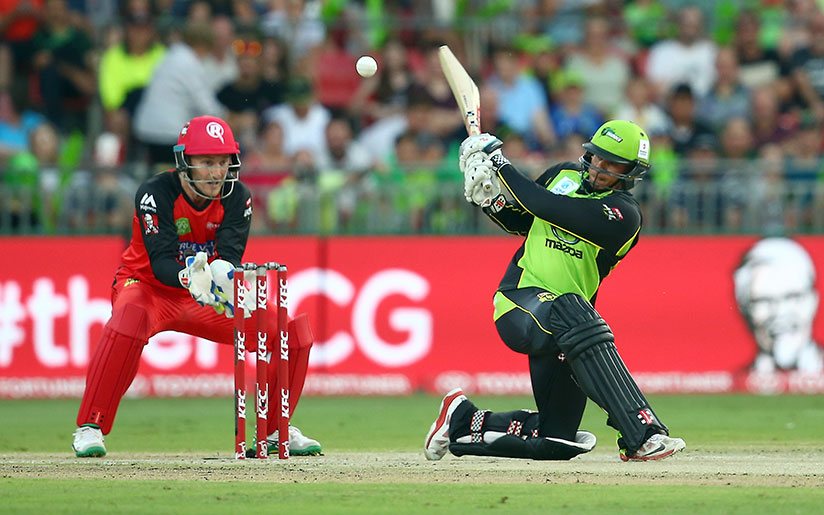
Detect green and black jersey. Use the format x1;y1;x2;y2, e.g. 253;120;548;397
487;161;642;321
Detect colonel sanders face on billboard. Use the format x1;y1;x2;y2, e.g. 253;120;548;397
734;238;823;374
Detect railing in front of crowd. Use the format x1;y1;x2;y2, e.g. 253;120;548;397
0;158;822;236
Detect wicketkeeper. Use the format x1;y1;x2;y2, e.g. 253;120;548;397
425;120;686;462
72;115;321;457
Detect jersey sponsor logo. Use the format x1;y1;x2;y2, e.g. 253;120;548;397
243;205;253;218
139;193;157;212
124;278;140;288
206;221;221;231
177;240;216;263
142;213;159;235
545;238;583;259
206;121;225;144
175;217;192;235
550;177;578;195
602;204;624;221
551;226;580;245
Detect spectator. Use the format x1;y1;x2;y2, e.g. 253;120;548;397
697;47;751;133
263;77;331;160
217;35;283;148
356;89;441;165
59;132;136;234
733;10;786;90
261;0;325;60
613;76;670;137
31;0;96;132
260;35;289;83
750;84;797;149
408;42;466;142
790;12;824;122
349;39;414;124
98;13;165;115
718;116;756;230
666;83;715;157
242;120;298;232
786;114;823;182
2;123;66;231
133;22;224;168
0;79;47;161
623;0;670;50
564;16;631;117
525;39;561;108
645;7;717;99
670;134;726;231
315;117;375;230
748;143;795;234
310;31;360;115
201;14;239;92
0;0;44;82
486;44;556;150
549;70;603;141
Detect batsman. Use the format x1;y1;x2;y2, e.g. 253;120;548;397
425;120;686;462
72;115;321;457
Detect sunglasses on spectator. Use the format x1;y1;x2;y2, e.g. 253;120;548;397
232;40;262;57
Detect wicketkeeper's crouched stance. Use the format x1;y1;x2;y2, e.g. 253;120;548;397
72;116;321;457
425;121;685;462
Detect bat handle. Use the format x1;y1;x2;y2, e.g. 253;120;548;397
482;180;493;192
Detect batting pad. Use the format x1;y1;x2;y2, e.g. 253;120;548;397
450;430;596;460
549;293;667;452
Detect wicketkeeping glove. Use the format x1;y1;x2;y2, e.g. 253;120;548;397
178;252;223;312
209;259;254;318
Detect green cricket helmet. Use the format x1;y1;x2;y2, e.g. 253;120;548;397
579;120;651;191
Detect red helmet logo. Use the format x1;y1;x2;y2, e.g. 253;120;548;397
177;115;238;155
206;121;225;144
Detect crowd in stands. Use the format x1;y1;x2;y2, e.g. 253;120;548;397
2;0;824;235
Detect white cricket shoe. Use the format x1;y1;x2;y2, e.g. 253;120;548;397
424;388;467;461
620;433;686;462
72;426;106;458
267;425;322;456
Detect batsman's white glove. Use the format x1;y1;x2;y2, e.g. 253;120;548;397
463;154;502;208
458;133;504;174
178;252;223;311
209;259;254;318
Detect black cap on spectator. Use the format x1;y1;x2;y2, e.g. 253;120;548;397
671;83;693;99
692;133;719;152
126;12;152;25
285;79;313;102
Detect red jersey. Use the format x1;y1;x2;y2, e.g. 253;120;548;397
120;171;252;289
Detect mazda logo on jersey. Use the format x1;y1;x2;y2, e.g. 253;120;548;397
551;226;580;245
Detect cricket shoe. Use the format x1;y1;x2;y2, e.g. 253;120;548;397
424;388;467;461
620;433;686;462
72;426;106;458
266;426;322;456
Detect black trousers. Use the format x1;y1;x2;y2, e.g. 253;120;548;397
493;288;587;441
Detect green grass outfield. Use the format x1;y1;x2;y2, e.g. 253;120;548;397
2;394;824;513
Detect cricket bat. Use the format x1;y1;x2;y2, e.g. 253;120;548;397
438;45;492;192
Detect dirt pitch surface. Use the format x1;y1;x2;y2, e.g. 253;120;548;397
2;449;823;487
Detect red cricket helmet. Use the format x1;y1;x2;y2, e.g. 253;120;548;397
173;115;242;199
